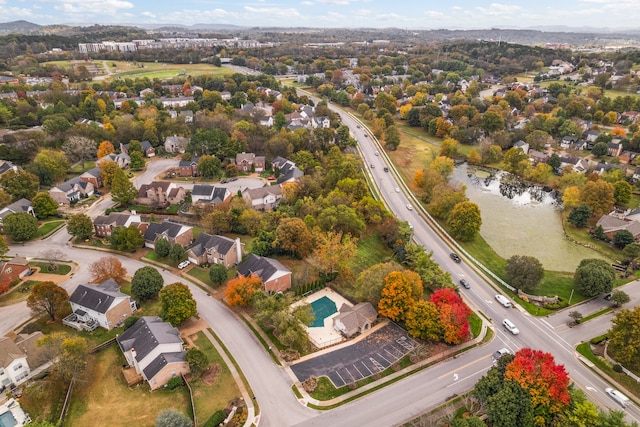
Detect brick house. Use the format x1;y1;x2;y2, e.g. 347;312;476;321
178;157;199;177
49;177;94;206
143;220;193;248
187;233;243;268
237;254;291;292
136;182;185;207
117;316;189;390
0;256;30;292
235;152;265;172
66;279;137;331
93;211;143;238
80;167;103;188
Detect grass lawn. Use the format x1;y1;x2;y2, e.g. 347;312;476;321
144;251;179;268
30;262;72;275
120;282;163;317
469;312;482;338
576;342;640;400
188;331;241;421
386;127;438;186
187;266;214;286
35;220;65;239
20;371;68;423
349;231;394;275
0;280;40;306
69;161;96;173
64;344;191;427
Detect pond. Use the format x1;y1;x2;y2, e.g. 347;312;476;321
452;164;608;272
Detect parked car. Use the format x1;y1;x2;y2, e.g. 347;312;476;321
605;387;630;407
449;253;461;263
492;348;511;362
604;293;612;301
502;319;519;335
459;278;470;289
495;294;512;308
177;260;190;269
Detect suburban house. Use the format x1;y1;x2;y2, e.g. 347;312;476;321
237;253;292;292
0;199;36;225
143;220;193;248
0;256;31;292
560;136;581;150
136;181;185;207
164;135;190;153
0;160;20;177
187;233;243;268
271;157;303;184
0;331;44;390
595;214;640;241
120;141;155;157
235;152;265;173
117;316;189;390
49;177;95;206
93;211;143;238
333;302;378;338
312;116;331;128
66;278;137;331
242;185;283;211
179;157;199;177
513;140;529;154
191;184;231;205
559;156;589;174
97;152;130;169
80;167;103;188
528;150;549;165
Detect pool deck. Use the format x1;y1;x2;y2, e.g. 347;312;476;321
293;288;352;349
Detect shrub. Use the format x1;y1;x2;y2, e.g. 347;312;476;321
124;316;140;330
166;376;184;389
203;410;226;427
613;364;624;373
302;376;318;393
591;334;608;345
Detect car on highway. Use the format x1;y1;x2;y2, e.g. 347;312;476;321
407;222;413;230
459;278;470;289
374;151;379;156
177;260;191;269
502;319;519;335
394;187;400;193
449;253;461;263
492;348;511;362
364;134;369;138
605;387;629;407
383;167;389;172
495;294;512;308
356;125;361;128
406;203;413;211
370;164;375;169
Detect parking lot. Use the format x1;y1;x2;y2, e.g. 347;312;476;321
290;323;419;388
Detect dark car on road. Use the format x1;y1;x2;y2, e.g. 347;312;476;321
459;278;470;289
450;253;461;263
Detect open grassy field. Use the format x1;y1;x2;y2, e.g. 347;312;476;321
64;344;191;427
350;231;393;275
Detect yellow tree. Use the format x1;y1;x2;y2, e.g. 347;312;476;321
377;271;423;322
580;180;615;217
97;141;115;159
440;137;458;158
429;156;455;179
562;186;581;209
98;159;118;188
274;217;313;258
312;231;358;277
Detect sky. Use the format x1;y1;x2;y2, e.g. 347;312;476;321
2;0;640;30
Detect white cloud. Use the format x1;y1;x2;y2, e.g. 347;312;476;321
243;6;302;18
300;1;313;5
141;11;155;19
315;0;350;4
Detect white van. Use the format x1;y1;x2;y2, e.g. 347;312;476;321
495;294;512;308
606;388;630;407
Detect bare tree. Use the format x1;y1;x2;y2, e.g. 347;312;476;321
61;136;97;169
40;249;66;272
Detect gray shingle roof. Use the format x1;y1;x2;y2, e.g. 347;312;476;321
143;220;188;242
93;212;134;226
237;254;290;283
189;233;235;258
116;316;183;363
142;351;186;380
69;279;128;314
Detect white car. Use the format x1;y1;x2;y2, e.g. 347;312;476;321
502;319;519;335
406;204;413;211
495;294;512;308
394;187;400;193
492;348;512;362
605;387;630;407
374;151;379;156
177;260;190;269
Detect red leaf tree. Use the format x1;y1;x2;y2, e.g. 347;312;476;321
430;288;471;344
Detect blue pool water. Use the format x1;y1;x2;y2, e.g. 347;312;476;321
310;296;338;328
0;410;17;427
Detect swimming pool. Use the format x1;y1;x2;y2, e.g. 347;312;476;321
310;296;338;328
0;410;17;427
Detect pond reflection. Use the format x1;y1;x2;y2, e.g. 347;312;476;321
452;164;607;272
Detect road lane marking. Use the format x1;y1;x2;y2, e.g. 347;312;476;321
438;355;490;380
446;367;491;388
453;373;458;381
539;319;555;329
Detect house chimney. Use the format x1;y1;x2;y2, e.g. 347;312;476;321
236;238;242;265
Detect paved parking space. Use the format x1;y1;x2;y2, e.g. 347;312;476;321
290;323;419;387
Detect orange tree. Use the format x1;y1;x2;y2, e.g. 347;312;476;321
377;270;423;322
225;274;263;306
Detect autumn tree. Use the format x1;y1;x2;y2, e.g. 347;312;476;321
3;212;38;242
440;138;459;158
37;332;88;382
27;281;69;321
67;213;94;240
225;274;262;306
61;136;97;169
405;300;442;341
131;266;164;301
32;192;58;219
109;224;144;252
90;256;127;284
608;306;640;370
377;270;423;322
274;217;313;258
353;262;403;306
197;155;222;179
97;140;115;159
98;159;118;188
505;348;571;424
580;180;615;217
429;155;455;179
29;149;69;185
574;258;615;297
111;168;137;205
312;231;357;277
0;169;39;201
505;255;544;292
430;288;471;344
159;282;197;326
447;201;482;241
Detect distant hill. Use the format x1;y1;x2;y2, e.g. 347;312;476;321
136;23;247;31
0;20;42;34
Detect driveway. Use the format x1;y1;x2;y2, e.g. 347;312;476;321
290;323;419;387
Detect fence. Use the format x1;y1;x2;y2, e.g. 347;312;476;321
182;374;198;427
58;377;76;425
604;342;640;383
89;338;116;354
